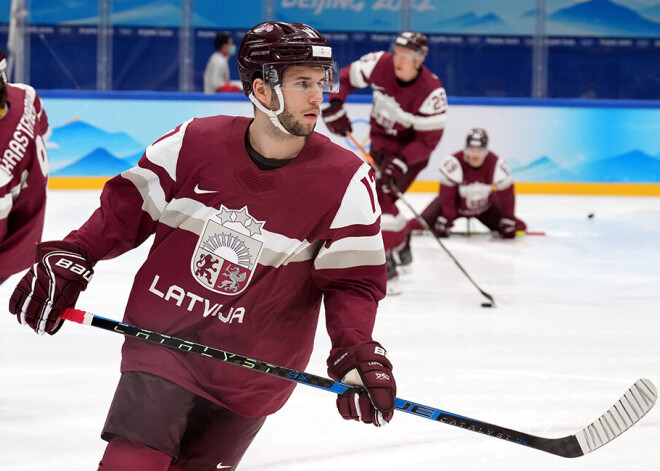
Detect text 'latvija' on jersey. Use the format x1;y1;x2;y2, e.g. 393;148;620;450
331;50;447;167
438;150;516;221
0;84;49;278
65;116;387;417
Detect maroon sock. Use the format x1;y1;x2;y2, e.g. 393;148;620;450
98;437;172;471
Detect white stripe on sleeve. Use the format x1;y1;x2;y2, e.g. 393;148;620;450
330;163;381;230
145;118;193;182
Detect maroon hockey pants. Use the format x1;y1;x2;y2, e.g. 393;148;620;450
98;371;266;470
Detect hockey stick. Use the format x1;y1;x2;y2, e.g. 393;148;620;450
62;307;656;458
448;230;546;237
346;132;496;307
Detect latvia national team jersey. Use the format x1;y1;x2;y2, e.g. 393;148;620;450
438;151;516;221
0;84;49;278
65;116;386;418
331;51;447;166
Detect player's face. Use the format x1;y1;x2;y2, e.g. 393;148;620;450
392;45;424;82
465;146;488;168
273;66;325;136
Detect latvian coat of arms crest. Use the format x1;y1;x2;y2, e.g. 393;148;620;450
191;205;265;295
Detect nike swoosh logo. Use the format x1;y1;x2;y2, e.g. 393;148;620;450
216;463;231;469
194;184;217;194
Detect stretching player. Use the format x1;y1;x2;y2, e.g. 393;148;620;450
0;48;50;285
321;31;447;292
9;22;396;470
409;128;526;239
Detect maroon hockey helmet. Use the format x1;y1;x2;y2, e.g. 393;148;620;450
237;21;339;96
394;31;429;56
466;128;489;149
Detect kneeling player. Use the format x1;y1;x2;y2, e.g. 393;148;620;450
408;128;526;239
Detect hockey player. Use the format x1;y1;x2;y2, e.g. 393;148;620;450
0;49;50;286
409;128;526;239
321;31;447;289
8;22;396;470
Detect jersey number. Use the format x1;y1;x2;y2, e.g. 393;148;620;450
35;135;49;177
360;174;377;214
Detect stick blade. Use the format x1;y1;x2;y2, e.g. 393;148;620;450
574;378;657;455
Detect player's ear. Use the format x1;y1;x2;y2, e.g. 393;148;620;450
252;78;271;107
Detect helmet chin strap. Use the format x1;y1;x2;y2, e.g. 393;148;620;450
248;85;291;135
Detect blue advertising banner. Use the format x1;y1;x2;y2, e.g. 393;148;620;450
39;92;660;191
4;0;660;35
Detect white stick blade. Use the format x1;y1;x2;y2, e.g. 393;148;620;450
575;378;657;455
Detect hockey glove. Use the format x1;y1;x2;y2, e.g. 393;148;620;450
498;218;517;239
9;241;94;335
321;99;352;136
327;341;396;427
380;154;408;194
434;216;453;238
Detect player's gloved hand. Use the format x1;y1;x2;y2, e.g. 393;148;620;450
434;216;453;237
9;241;94;335
327;341;396;427
380;154;408;194
321;99;352;136
498;218;517;239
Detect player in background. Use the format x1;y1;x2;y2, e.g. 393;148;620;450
9;22;396;470
0;48;50;286
408;128;526;239
322;31;447;292
203;31;242;93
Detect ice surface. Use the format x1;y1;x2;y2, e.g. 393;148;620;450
1;190;658;470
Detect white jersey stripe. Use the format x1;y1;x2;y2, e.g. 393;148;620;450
0;193;12;218
145;118;193;182
122;167;169;221
372;90;446;132
314;235;386;270
412;112;447;131
330;163;381;229
380;212;408;232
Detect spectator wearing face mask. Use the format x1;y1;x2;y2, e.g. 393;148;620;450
203;31;241;93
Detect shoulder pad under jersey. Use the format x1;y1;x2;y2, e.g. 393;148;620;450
349;51;386;88
492;157;513;190
438;155;462;186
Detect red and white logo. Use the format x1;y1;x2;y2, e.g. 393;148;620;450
191;206;265;296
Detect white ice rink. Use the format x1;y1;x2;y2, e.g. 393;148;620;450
1;190;658;470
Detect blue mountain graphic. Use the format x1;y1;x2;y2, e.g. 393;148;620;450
549;0;660;36
435;12;506;33
62;1;204;27
643;5;660;22
512;156;575;182
569;150;660;182
52;148;132;177
48;120;145;171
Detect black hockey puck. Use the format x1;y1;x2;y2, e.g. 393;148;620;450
481;302;493;308
588;213;594;219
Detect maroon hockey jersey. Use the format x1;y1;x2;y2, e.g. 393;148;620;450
0;84;49;278
65;116;387;417
331;51;447;167
438;150;516;222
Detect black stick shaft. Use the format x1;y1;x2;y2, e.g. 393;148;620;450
389;184;496;306
62;308;590;458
